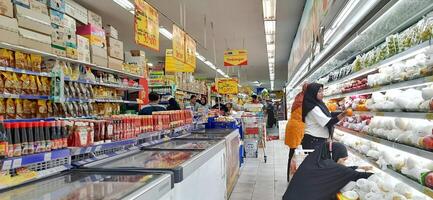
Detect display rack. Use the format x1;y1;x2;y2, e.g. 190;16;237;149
1;149;70;171
353;111;433;120
0;66;51;77
64;77;144;91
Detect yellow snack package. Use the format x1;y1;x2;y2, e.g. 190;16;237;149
13;73;22;94
30;54;42;72
29;75;37;94
37;100;47;118
6;98;15;119
23;99;32;118
15;99;23;119
15;51;27;69
2;72;14;94
20;74;30;94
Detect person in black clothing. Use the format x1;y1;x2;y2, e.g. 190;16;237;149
283;142;373;200
212;97;228;112
166;97;181;110
138;92;166;115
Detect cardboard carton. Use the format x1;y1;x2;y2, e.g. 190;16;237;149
29;0;48;15
0;0;13;17
76;35;89;51
13;0;30;8
63;14;75;30
15;5;52;35
125;50;145;67
108;56;123;71
76;24;106;48
107;37;123;60
90;45;107;66
105;25;118;39
87;10;102;27
66;46;77;59
65;30;76;48
49;8;64;27
18;27;51;52
77;49;90;63
51;24;65;47
48;0;65;13
65;0;87;24
0;15;19;44
52;44;66;56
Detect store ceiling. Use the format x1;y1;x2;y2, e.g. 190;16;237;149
75;0;305;90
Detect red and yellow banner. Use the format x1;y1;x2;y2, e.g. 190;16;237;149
165;49;194;73
185;34;196;69
224;49;248;66
172;24;185;62
216;78;239;94
134;0;159;51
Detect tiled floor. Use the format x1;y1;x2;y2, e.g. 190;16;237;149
229;137;289;200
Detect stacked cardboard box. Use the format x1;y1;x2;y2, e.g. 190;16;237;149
125;50;146;77
64;0;88;62
106;25;123;71
14;1;52;52
0;0;19;45
76;10;107;66
77;35;89;62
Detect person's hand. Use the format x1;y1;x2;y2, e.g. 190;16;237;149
359;166;373;171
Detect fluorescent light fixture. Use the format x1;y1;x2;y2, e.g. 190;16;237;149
267;44;275;51
262;0;276;20
324;0;359;44
266;34;275;43
270;80;274;90
224;74;230;78
216;69;225;76
204;61;216;69
159;27;173;40
264;20;275;34
196;52;206;62
113;0;134;12
147;62;153;67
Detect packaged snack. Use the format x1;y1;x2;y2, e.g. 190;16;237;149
21;74;30;94
23;99;32;118
0;99;5;116
41;77;50;95
47;101;53;117
13;73;22;94
30;101;37;118
73;82;82;98
70;63;80;80
37;100;47;118
15;99;23;119
0;49;13;67
30;54;42;72
0;71;4;93
87;84;94;98
68;82;76;98
3;72;14;94
64;83;71;97
15;51;28;69
68;102;76;117
29;75;37;95
6;99;15;119
61;61;71;78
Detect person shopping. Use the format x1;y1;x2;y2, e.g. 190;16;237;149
283;142;373;200
284;83;307;182
138;92;167;115
301;83;348;150
167;97;181;110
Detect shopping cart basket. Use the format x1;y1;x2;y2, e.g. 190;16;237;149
241;115;267;162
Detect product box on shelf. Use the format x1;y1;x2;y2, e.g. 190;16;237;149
63;14;75;30
52;44;66;56
90;44;107;66
87;10;102;27
49;8;64;27
13;0;30;8
29;0;48;15
108;56;123;71
48;0;65;13
66;46;77;59
51;24;66;47
0;15;19;45
105;24;118;39
15;5;52;35
107;37;123;60
65;0;86;24
77;34;89;50
76;24;106;48
0;0;14;17
65;30;76;48
77;49;90;63
125;50;145;66
18;27;51;52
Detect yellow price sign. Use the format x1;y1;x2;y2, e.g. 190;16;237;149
216;78;238;94
134;0;159;51
224;49;248;66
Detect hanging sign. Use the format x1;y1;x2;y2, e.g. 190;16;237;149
185;34;196;69
216;78;239;94
224;49;248;66
165;49;194;72
134;0;159;51
172;24;185;62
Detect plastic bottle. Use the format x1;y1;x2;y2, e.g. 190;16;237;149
12;122;21;157
5;122;12;158
0;121;6;158
26;122;34;154
20;122;29;155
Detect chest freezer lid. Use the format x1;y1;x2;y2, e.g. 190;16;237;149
144;139;221;150
0;170;171;200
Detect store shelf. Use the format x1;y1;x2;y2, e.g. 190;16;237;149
325;75;433;99
0;94;50;100
65;97;94;103
353;111;433;119
64;77;143;91
177;88;205;95
336;127;433;160
89;65;143;79
0;149;70;171
0;66;51;77
325;41;432;87
0;42;57;58
69;139;137;156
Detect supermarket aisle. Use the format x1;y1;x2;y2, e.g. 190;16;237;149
230;140;289;200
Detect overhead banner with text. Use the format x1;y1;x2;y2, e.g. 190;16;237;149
216;78;239;94
185;34;196;69
172;24;185;62
165;49;194;73
224;49;248;66
134;0;159;51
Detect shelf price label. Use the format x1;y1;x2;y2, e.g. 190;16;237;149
1;160;12;170
12;158;22;168
44;152;52;161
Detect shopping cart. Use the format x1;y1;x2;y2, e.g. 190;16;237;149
241;113;267;162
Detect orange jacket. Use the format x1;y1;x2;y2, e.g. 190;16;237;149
285;107;305;148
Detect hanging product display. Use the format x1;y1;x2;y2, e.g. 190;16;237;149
134;0;159;51
216;78;239;94
223;49;248;66
172;24;185;62
185;34;196;69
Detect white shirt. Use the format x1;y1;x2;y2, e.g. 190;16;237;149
304;106;331;138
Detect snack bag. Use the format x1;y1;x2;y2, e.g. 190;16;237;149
21;74;30;94
37;100;47;118
3;72;14;94
29;75;38;94
0;49;13;66
15;51;27;69
23;99;32;118
13;73;22;94
47;101;53;117
0;98;5;117
30;54;42;72
15;99;23;119
30;101;37;118
5;98;15;119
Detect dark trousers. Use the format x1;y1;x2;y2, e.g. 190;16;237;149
287;148;296;182
301;134;326;150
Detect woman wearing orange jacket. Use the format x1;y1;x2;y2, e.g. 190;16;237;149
284;83;307;182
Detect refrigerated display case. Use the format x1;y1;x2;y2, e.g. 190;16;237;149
0;170;173;200
85;140;226;200
143;139;220;150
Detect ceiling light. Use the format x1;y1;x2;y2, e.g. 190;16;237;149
113;0;134;12
270;80;274;90
196;52;206;62
264;21;275;34
266;44;275;51
262;0;276;20
204;61;216;69
238;84;242;87
324;0;359;44
159;27;173;40
224;74;230;78
147;62;153;67
266;34;275;43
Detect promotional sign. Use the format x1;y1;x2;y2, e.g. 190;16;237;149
185;34;196;69
138;78;149;107
165;49;194;73
216;78;239;94
172;24;185;62
224;49;248;66
134;0;159;51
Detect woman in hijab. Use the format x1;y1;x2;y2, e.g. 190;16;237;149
166;97;181;110
301;83;348;149
284;83;308;181
283;142;373;200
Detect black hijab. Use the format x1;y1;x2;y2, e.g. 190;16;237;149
167;98;181;110
283;142;372;200
302;83;330;122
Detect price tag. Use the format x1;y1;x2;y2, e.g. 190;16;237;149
95;145;102;152
12;158;22;168
1;160;12;170
44;152;52;161
375;112;385;116
85;147;92;153
426;113;433;120
424;187;433;198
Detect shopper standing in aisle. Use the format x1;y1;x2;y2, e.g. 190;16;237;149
138;92;167;115
166;97;181;110
284;83;307;182
185;95;199;111
301;83;348;150
283;142;373;200
212;97;228;113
